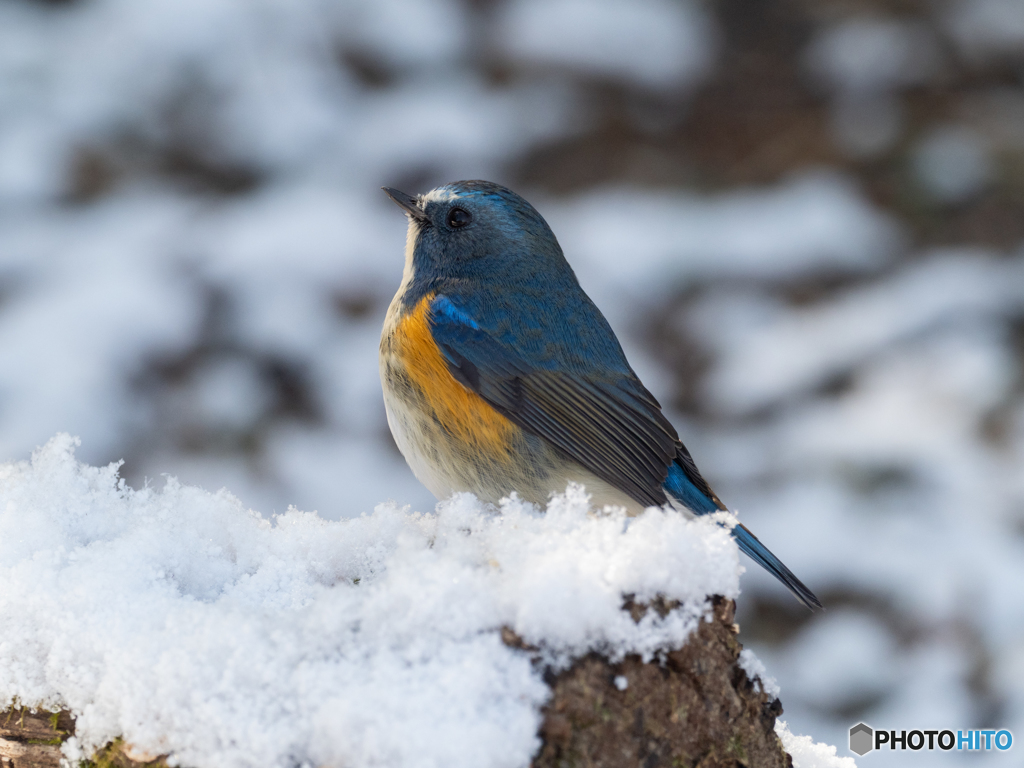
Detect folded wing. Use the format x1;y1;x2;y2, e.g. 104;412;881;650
430;294;682;508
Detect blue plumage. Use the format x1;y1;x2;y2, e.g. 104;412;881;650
663;462;719;515
381;181;821;610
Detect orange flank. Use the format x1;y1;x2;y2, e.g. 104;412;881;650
396;294;518;458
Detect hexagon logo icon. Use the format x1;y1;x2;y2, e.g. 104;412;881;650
850;723;873;756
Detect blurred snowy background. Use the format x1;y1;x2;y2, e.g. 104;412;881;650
1;0;1023;759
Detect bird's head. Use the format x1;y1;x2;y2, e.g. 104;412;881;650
382;180;570;288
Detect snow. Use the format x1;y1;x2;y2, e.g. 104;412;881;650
911;125;994;204
766;612;897;713
0;435;740;768
547;171;901;293
826;94;903;159
776;722;857;768
738;648;780;699
495;0;716;90
802;16;943;158
338;0;468;69
699;251;1024;415
946;0;1024;59
804;18;941;95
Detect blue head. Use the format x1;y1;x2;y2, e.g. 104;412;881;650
382;180;581;306
383;180;629;373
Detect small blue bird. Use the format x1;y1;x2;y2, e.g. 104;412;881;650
380;180;821;610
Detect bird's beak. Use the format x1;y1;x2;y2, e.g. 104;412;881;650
382;187;427;222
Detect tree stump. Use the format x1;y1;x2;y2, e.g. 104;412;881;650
531;598;790;768
0;710;165;768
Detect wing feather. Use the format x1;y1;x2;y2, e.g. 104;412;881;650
429;295;679;507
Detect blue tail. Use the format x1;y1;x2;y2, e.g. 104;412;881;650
731;523;822;610
664;462;822;610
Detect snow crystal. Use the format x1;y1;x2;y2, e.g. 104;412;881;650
776;722;857;768
0;435;741;768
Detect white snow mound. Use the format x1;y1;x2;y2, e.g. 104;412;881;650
776;721;858;768
0;434;741;768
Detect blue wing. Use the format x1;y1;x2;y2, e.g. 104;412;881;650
429;294;822;610
429;294;682;508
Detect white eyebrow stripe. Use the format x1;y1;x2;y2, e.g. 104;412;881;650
420;187;459;204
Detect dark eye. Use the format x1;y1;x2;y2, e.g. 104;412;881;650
447;207;472;228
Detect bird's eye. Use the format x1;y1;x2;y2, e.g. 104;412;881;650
447;207;472;228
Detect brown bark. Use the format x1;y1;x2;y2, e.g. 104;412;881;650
531;598;791;768
0;709;165;768
0;708;70;768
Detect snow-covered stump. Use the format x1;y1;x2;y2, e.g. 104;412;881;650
1;437;850;768
1;599;786;768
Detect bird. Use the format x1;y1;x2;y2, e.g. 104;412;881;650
379;180;821;610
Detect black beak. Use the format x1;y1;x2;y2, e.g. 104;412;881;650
382;187;427;222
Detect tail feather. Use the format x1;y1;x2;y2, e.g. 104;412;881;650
664;461;821;610
732;523;822;610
